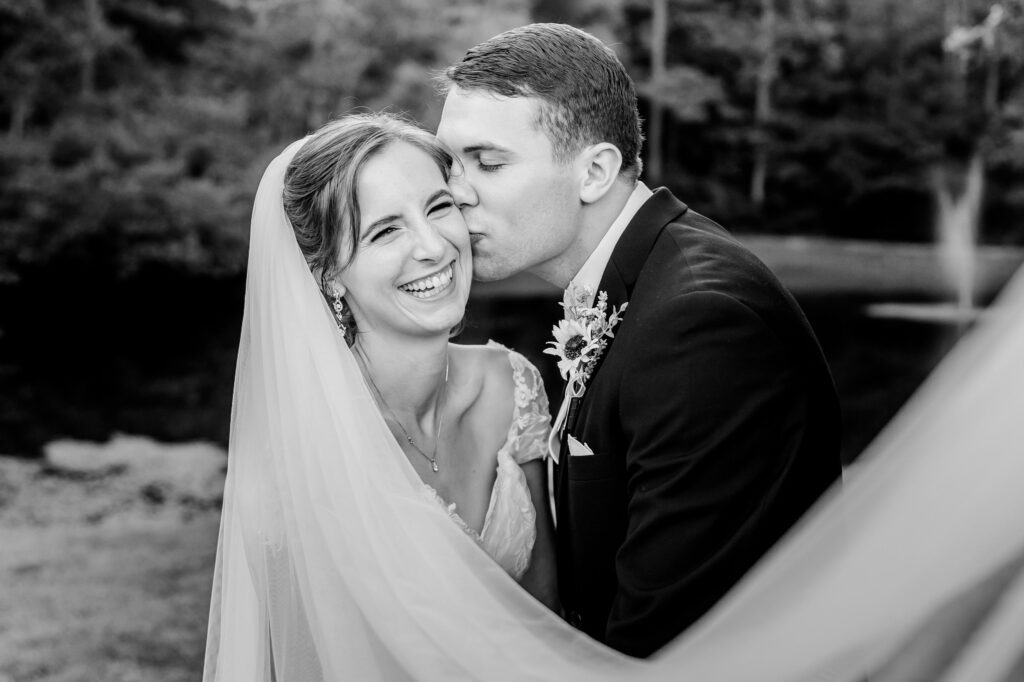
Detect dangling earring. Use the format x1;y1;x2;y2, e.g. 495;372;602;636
331;292;347;335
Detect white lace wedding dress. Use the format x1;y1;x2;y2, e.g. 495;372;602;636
422;342;548;581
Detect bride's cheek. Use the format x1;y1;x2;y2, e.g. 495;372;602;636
448;222;470;248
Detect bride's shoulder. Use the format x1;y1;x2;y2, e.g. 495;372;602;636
449;340;516;392
449;341;545;408
447;342;517;436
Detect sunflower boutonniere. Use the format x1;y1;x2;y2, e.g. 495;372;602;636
543;284;627;397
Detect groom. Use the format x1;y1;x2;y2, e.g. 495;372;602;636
437;23;842;657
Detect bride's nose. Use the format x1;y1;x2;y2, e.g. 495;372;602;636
410;219;447;262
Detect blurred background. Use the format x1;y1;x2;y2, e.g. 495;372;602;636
0;0;1022;679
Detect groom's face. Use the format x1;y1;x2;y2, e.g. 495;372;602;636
437;87;584;285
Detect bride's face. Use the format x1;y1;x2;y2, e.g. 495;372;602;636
337;141;472;341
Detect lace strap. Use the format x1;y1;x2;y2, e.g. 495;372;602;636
498;344;552;465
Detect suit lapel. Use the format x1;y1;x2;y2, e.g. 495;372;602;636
596;188;689;308
559;189;689;446
580;189;689;389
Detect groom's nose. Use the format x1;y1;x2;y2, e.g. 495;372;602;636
448;167;478;210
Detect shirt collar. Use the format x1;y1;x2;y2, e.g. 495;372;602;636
569;181;653;305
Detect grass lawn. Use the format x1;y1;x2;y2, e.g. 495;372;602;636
0;444;222;682
0;515;218;682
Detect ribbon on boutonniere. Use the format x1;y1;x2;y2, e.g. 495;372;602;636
543;284;628;407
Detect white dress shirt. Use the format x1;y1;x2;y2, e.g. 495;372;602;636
547;182;653;462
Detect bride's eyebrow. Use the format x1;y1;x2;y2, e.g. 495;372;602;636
424;189;453;206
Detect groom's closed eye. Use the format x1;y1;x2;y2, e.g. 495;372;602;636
476;152;508;173
477;160;505;173
460;144;511;173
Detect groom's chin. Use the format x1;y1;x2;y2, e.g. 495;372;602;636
470;261;511;283
471;271;503;283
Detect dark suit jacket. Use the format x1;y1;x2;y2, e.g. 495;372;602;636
554;188;842;658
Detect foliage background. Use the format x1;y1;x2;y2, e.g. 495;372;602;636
1;2;1023;679
1;0;1022;284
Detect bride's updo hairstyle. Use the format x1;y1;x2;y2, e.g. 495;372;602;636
282;112;455;345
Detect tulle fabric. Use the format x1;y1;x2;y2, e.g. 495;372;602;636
204;138;1024;681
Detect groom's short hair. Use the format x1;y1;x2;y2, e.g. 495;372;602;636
439;23;644;181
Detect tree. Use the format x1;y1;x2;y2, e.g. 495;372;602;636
0;0;537;281
751;0;777;206
647;0;669;183
935;2;1024;306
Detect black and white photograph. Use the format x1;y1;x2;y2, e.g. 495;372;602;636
2;1;1023;680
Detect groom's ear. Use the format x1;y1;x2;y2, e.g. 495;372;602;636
578;143;623;204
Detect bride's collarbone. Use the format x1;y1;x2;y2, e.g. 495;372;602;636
396;344;516;525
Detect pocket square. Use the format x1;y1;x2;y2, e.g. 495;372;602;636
567;434;594;457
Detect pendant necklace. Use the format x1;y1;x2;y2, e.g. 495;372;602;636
360;353;449;473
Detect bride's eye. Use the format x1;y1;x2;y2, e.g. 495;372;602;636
429;200;454;216
478;161;504;173
368;225;399;243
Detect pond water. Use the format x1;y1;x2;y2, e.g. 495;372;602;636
0;279;963;465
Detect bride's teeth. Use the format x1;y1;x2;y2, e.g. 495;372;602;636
401;263;454;296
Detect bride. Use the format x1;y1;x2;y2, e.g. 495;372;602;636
279;113;557;608
204;110;1024;681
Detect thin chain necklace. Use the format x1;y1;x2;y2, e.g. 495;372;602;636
359;351;449;474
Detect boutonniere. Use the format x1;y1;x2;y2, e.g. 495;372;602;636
543;284;627;397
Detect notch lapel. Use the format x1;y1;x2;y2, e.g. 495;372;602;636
557;189;689;452
583;189;689;386
597;188;689;308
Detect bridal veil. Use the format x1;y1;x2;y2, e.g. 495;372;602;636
203;139;1024;681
